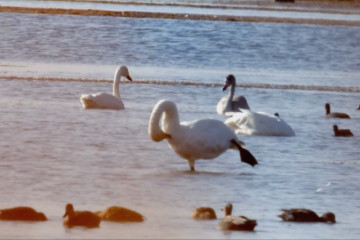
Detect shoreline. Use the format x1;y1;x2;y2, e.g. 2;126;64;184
0;6;359;26
2;76;359;93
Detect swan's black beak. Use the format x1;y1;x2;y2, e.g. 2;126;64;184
126;74;133;81
222;84;228;91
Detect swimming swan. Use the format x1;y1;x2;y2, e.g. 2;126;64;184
225;109;295;136
217;74;250;115
148;100;258;171
80;66;132;110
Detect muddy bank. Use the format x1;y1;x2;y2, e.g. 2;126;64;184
0;6;359;26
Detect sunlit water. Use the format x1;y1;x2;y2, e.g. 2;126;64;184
0;1;360;239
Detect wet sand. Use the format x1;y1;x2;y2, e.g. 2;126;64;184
2;75;360;93
0;5;359;26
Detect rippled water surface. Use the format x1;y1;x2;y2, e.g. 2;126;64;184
0;1;360;239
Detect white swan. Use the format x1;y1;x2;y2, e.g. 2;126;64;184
217;74;250;115
80;66;132;110
225;109;295;136
148;100;258;171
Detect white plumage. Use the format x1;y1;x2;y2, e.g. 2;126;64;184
225;109;295;136
148;100;258;171
80;65;132;110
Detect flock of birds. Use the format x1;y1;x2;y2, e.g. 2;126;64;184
0;203;336;231
2;66;356;231
0;204;144;228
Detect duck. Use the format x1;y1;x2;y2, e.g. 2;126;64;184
278;208;336;223
333;124;354;137
217;74;250;115
325;103;350;119
217;203;257;231
0;206;47;221
148;99;258;171
95;206;144;222
80;65;132;110
357;105;360;110
192;207;217;220
63;203;101;228
224;109;295;136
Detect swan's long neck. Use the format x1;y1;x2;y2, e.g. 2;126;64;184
149;100;180;142
113;71;121;99
225;82;235;110
229;81;235;100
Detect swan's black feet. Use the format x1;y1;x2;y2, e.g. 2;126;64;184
231;140;258;167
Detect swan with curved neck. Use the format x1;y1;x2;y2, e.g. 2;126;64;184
149;99;258;171
80;66;132;110
217;74;250;115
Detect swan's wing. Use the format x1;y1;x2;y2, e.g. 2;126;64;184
226;110;295;136
81;93;124;110
232;95;251;110
224;111;253;134
251;112;295;136
216;96;228;114
174;119;237;160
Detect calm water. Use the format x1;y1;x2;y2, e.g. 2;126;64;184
0;1;360;239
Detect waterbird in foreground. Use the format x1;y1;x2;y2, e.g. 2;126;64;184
80;65;132;110
325;103;350;119
217;203;257;231
225;109;295;136
63;203;101;228
217;74;250;114
0;206;47;221
333;124;354;137
279;208;336;223
148;100;258;171
95;206;144;222
192;207;217;220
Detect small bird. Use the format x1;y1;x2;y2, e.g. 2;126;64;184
217;203;257;231
325;103;350;119
192;207;217;220
278;208;336;223
95;206;144;222
63;203;101;228
0;206;47;221
333;125;354;137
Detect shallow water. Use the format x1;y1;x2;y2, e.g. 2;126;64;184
0;1;360;239
1;79;359;239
